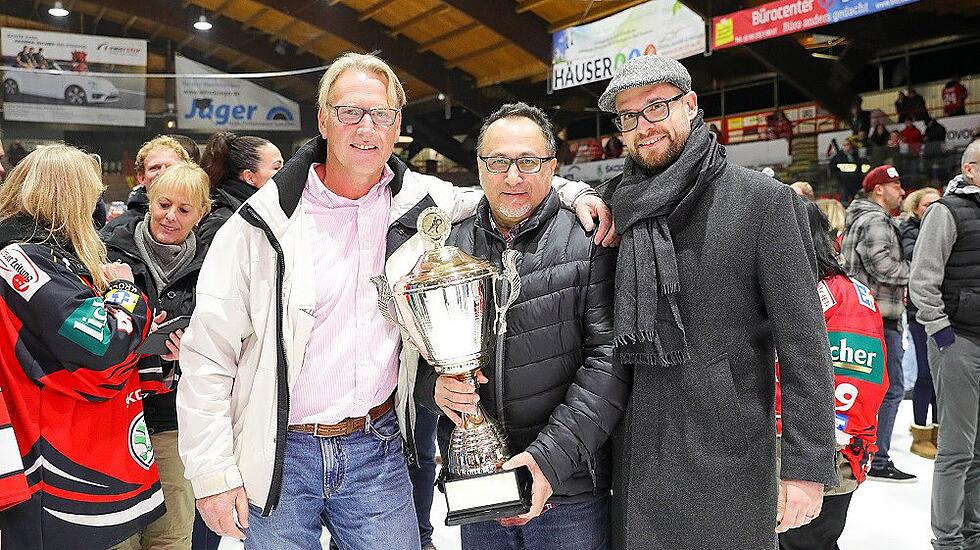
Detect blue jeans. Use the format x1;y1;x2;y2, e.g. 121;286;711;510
460;494;610;550
409;404;439;546
243;409;420;550
192;511;221;550
873;324;906;469
909;312;938;426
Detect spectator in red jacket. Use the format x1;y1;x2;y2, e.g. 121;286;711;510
943;76;969;117
902;118;924;156
777;201;888;550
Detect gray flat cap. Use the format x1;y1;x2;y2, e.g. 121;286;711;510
598;55;692;113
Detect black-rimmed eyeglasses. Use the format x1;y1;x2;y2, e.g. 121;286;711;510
478;156;555;174
328;104;400;126
613;92;686;132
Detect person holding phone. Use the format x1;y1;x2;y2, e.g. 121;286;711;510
103;161;212;549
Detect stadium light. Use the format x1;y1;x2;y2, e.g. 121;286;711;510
48;2;69;17
194;14;213;31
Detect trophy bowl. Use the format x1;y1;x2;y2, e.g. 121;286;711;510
371;208;530;526
391;246;496;376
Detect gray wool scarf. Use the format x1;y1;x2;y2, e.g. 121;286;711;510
611;113;724;367
134;212;196;291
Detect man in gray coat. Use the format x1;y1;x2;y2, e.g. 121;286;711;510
910;138;980;550
598;55;837;549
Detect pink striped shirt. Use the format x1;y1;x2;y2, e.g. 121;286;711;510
288;163;400;424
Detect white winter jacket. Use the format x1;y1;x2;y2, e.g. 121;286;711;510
176;137;592;514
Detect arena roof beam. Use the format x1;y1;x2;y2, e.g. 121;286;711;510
548;0;649;33
515;0;556;15
388;5;450;38
250;0;498;117
445;40;507;70
92;5;107;27
416;22;480;54
358;0;398;22
440;0;552;62
5;0;322;100
240;7;271;31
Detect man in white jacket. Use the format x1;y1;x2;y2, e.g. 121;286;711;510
176;53;612;549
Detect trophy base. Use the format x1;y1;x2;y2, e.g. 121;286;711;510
442;468;530;526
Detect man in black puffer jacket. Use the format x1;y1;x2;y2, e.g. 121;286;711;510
415;103;627;550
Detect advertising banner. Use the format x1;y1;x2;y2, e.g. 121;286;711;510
817;113;980;161
712;0;920;50
1;28;146;126
176;55;300;132
551;0;705;91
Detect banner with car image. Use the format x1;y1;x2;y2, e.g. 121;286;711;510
1;28;146;127
175;55;300;132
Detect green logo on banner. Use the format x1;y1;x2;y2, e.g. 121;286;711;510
58;297;111;356
828;331;884;384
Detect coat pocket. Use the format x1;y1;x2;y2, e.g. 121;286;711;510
704;354;749;458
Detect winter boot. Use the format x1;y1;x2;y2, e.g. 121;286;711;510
910;424;937;459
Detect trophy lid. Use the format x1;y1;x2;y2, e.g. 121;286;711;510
394;207;496;293
397;246;495;292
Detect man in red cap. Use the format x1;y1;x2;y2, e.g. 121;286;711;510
841;164;913;482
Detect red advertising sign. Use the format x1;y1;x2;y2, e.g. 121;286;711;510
712;0;919;50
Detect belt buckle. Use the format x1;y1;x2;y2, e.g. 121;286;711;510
311;422;325;437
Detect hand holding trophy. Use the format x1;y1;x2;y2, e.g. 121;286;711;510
371;206;529;526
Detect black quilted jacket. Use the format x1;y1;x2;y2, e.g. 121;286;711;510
414;189;628;503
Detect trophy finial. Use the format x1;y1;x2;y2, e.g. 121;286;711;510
417;206;451;248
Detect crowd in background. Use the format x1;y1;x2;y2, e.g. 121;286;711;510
0;130;287;550
830;78;972;203
0;51;977;550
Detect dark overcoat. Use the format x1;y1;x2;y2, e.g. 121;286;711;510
603;157;838;550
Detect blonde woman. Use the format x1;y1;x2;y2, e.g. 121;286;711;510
899;186;942;459
816;198;846;251
103;161;212;549
790;181;815;201
0;145;160;549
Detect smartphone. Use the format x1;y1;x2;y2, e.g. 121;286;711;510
135;315;191;355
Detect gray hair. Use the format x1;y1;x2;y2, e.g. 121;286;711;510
962;138;980;168
477;102;557;157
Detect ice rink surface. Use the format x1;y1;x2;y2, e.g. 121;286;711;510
221;399;934;549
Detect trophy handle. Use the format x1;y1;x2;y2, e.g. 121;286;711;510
369;275;399;326
493;249;522;334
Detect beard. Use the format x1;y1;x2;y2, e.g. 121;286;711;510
630;135;686;173
495;201;534;221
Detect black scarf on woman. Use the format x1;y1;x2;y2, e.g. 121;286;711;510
611;112;725;367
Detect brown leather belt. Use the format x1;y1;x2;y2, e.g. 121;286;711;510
287;393;395;438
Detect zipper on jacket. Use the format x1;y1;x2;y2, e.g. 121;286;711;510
493;240;513;430
239;205;290;517
587;456;598;495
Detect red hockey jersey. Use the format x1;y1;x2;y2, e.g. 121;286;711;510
0;236;160;550
777;274;888;485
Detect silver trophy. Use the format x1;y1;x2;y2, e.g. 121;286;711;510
371;207;529;526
